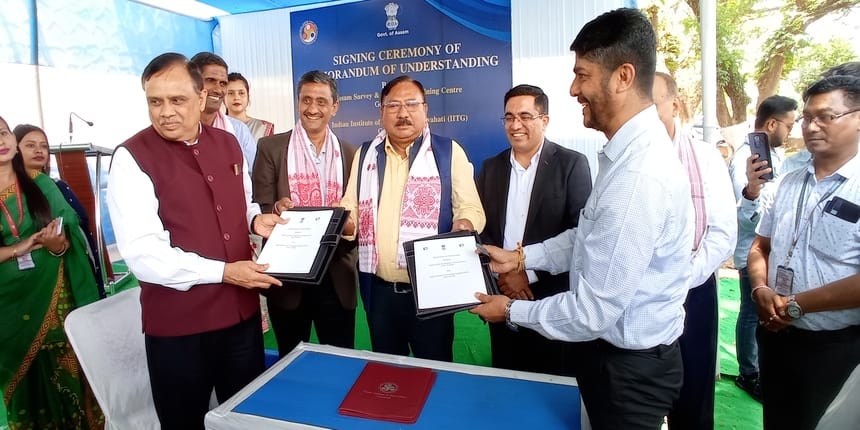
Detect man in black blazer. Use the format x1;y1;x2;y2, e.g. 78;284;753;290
476;84;592;376
252;71;358;357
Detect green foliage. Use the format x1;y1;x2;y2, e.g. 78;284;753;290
754;4;804;81
715;0;757;85
652;0;859;126
661;32;682;73
793;38;857;94
755;0;860;98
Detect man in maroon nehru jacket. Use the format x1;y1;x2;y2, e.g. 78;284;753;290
106;52;286;430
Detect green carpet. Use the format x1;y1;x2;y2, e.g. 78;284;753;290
262;296;492;366
715;277;762;429
111;267;759;427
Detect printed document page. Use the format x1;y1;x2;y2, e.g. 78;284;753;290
413;235;485;309
257;210;333;274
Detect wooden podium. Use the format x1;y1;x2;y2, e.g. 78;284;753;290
52;142;127;291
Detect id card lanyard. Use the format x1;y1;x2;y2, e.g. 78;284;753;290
0;182;35;270
0;182;24;242
784;172;847;266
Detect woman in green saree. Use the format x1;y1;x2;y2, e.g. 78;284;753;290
0;116;103;429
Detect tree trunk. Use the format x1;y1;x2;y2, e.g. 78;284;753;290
717;88;731;126
756;53;787;108
754;0;860;106
726;82;750;124
718;63;750;127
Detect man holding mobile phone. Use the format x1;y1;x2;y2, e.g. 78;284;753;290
728;94;797;401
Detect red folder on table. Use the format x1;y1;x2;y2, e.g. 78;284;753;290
338;362;437;423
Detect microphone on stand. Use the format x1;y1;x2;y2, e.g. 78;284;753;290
68;112;95;146
72;112;95;127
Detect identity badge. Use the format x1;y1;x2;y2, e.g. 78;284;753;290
774;265;794;296
17;252;35;271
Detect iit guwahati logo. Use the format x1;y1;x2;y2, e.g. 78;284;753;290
300;21;318;44
385;2;399;30
378;382;399;393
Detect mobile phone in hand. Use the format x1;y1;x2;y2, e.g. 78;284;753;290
748;132;774;181
55;216;63;235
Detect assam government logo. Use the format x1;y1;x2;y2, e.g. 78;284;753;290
300;21;318;44
385;2;399;30
378;382;399;393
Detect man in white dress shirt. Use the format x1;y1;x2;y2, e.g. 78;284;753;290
748;75;860;430
471;8;694;429
654;72;737;430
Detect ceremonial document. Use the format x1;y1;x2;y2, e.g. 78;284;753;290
256;207;348;284
404;231;498;318
338;362;436;424
257;209;335;275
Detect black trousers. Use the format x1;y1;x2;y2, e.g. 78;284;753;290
366;276;454;361
667;274;718;430
577;339;683;430
489;321;578;376
144;312;265;430
758;324;860;430
268;278;356;358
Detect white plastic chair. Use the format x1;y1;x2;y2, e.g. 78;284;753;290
816;363;860;429
64;287;160;430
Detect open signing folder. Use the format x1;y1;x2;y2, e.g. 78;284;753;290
403;230;499;319
256;207;348;285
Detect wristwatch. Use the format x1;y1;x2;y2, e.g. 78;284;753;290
505;299;519;331
786;295;804;320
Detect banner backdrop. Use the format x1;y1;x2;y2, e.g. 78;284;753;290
290;0;512;169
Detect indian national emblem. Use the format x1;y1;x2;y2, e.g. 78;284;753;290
385;2;399;31
379;382;399;393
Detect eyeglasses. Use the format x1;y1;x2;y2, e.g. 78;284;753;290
501;112;545;124
798;108;860;128
773;118;794;132
382;100;425;113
